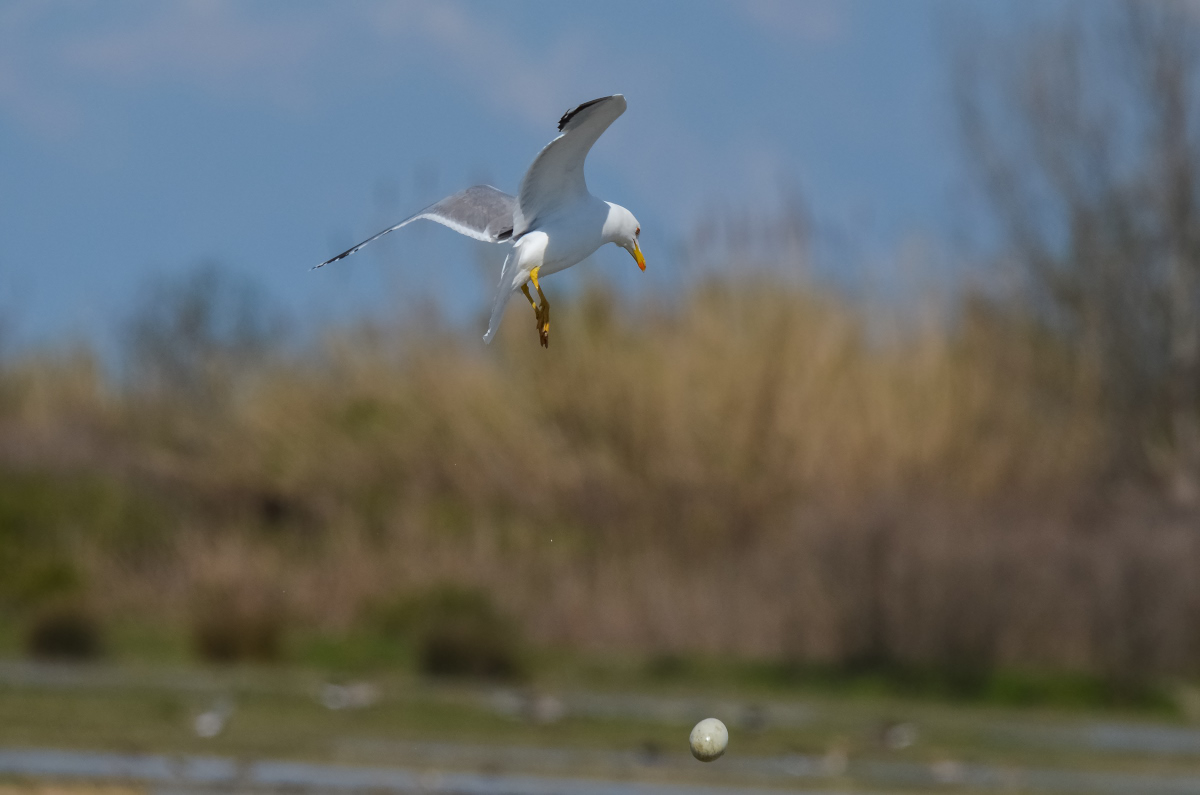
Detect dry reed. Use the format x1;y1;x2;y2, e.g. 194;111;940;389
3;281;1192;677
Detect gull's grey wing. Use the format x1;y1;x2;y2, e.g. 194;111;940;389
314;185;516;269
512;95;627;238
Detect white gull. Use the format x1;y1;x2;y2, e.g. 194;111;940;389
315;94;645;348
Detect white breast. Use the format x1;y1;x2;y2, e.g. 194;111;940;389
531;196;612;276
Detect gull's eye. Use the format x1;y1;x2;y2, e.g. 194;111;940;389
635;226;640;237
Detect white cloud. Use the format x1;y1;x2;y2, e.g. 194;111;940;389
0;2;415;132
369;3;575;126
0;0;807;242
0;2;86;137
0;1;617;137
734;0;846;45
63;0;327;104
0;1;332;134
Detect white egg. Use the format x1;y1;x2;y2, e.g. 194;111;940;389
689;717;729;762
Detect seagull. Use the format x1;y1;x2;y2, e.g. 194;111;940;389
315;94;645;348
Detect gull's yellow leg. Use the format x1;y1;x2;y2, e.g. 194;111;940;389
521;284;539;323
529;267;550;348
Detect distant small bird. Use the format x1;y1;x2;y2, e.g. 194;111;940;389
878;719;918;750
193;696;234;738
320;681;379;710
315;95;646;348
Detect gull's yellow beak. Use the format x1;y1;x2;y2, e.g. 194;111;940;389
630;241;646;271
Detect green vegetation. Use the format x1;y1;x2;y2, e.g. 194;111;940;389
23;600;104;661
369;584;527;680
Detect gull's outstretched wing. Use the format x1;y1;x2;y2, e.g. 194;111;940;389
314;185;516;269
512;95;626;238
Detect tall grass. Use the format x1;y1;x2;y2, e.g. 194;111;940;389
3;279;1192;679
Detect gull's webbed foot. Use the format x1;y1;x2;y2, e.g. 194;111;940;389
536;300;550;348
522;283;548;347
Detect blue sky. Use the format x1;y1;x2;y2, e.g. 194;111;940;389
0;1;1027;350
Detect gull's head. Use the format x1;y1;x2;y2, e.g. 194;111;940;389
603;203;646;271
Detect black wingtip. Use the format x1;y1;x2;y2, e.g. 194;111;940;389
312;247;354;271
558;96;612;131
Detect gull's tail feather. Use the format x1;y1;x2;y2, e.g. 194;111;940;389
483;288;515;344
483;251;520;344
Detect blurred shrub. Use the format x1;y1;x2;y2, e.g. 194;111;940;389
24;600;104;660
0;471;163;609
644;653;691;681
5;558;83;610
190;585;283;663
954;2;1200;495
374;585;524;680
124;262;285;404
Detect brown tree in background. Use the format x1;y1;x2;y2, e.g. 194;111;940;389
955;0;1200;501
